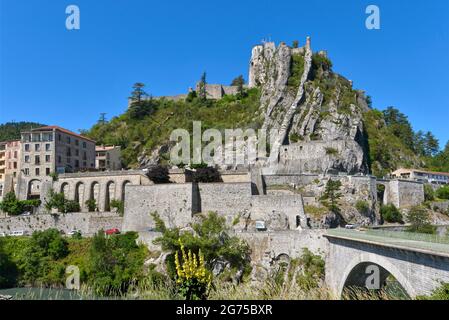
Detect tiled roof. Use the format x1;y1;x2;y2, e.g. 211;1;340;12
32;126;96;143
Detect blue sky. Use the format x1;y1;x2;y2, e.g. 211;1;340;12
1;0;448;147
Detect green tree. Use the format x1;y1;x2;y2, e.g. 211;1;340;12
320;180;342;212
198;72;207;101
230;75;245;98
382;106;415;150
436;185;449;200
423;131;440;157
129;82;148;104
424;184;435;202
380;204;403;223
0;192;24;216
292;40;299;48
406;206;436;234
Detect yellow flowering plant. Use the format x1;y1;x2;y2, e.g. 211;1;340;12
174;239;213;300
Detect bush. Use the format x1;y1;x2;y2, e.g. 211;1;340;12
296;248;325;290
88;231;148;296
64;200;81;213
0;192;40;216
45;190;80;213
110;199;124;216
85;199;97;212
406;206;436;234
355;200;370;216
152;211;251;282
380;204;403;223
193;166;222;183
146;165;170;184
436;186;449;200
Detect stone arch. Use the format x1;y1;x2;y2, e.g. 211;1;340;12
74;182;85;207
89;181;100;210
27;179;41;199
337;252;415;298
121;180;132;202
60;182;70;198
104;181;116;212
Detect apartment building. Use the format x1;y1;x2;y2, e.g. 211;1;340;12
5;140;21;180
20;126;96;178
95;145;122;171
391;168;449;185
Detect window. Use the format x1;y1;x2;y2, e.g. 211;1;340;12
46;168;51;176
25;144;30;152
25;155;30;163
35;168;40;176
45;144;51;151
35;155;40;164
45;155;51;162
67;148;72;157
58;156;62;164
24;168;29;176
75;149;79;157
75;139;79;146
35;144;40;151
14;151;17;158
75;160;79;168
67;137;71;144
58;134;61;141
83;161;87;167
82;142;87;148
83;151;87;160
13;162;17;169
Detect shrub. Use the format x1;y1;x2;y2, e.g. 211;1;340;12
436;185;449;200
320;180;342;213
325;147;339;156
193;166;222;183
64;200;81;213
146;165;170;184
296;248;325;290
417;282;449;300
110;199;124;216
0;192;40;216
355;200;370;216
85;199;97;212
406;206;436;234
152;211;251;281
45;190;80;213
380;204;403;223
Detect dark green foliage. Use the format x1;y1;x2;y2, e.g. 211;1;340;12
320;179;342;213
85;199;97;212
287;54;305;89
406;206;436;234
88;231;148;296
110;199;124;216
192;166;222;183
292;40;299;48
0;240;18;288
380;204;403;223
129;82;148;104
325;147;339;156
0;192;40;216
86;88;261;168
146;165;170;184
45;189;80;213
355;200;370;216
436;185;449;200
152;212;251;280
0;122;45;141
382;107;415;150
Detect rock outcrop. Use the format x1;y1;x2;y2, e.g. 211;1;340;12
250;37;370;175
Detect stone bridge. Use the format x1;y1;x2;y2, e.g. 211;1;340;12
325;229;449;298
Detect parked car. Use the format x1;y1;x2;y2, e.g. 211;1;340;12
20;211;32;216
105;228;120;235
67;229;81;236
10;230;28;237
345;224;357;230
0;232;7;237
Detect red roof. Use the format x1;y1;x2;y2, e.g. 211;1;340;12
32;126;96;143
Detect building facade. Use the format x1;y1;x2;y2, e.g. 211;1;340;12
20;126;96;180
391;168;449;185
0;142;6;199
95;145;122;171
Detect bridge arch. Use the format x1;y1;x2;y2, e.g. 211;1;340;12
60;182;70;198
74;182;85;207
337;252;416;298
104;181;116;212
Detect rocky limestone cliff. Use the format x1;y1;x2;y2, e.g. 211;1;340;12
250;37;370;175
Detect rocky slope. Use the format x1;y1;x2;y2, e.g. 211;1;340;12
249;37;370;175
